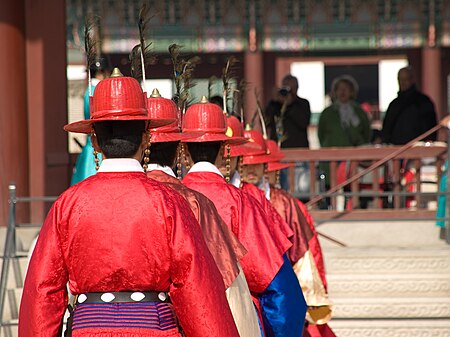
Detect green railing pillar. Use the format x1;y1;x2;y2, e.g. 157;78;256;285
446;131;450;244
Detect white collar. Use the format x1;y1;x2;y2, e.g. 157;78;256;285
98;158;144;173
147;164;177;178
230;171;241;188
188;161;224;177
233;171;271;200
258;177;271;200
92;78;101;86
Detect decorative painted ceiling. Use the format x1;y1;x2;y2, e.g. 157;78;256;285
66;0;450;54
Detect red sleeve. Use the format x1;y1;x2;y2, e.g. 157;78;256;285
238;192;291;293
269;188;313;263
167;194;240;337
194;196;246;289
19;200;69;337
243;183;294;241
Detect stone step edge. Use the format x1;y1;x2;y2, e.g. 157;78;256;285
327;319;450;337
331;297;450;319
332;297;450;304
323;247;450;255
328;274;450;280
329;318;450;327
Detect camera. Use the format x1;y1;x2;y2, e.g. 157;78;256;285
278;86;291;97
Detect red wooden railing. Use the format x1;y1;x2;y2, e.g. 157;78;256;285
282;142;447;221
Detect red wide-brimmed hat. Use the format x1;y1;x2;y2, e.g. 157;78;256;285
147;89;202;143
267;161;295;172
225;116;263;157
241;129;283;165
182;96;245;144
64;68;174;134
265;139;294;171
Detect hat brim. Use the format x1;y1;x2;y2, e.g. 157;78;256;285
184;133;246;144
267;161;295;172
228;142;265;157
64;116;176;134
150;132;204;143
242;153;284;165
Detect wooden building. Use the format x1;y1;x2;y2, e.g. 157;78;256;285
1;0;450;226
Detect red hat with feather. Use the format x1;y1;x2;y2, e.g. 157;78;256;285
147;89;202;143
182;97;245;144
64;69;174;134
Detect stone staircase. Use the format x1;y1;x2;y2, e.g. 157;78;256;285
318;220;450;337
0;226;40;337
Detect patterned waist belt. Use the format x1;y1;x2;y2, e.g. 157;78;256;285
75;291;169;305
71;300;178;332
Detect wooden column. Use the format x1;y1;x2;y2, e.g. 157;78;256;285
0;0;29;226
26;0;68;222
244;51;263;129
421;48;443;126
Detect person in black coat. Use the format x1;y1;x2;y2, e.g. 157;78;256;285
264;75;311;197
382;67;437;145
265;75;311;148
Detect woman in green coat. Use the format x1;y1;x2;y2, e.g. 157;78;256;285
318;75;371;190
318;75;371;148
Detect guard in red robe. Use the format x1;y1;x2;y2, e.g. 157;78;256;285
181;98;307;337
227;124;312;263
226;119;333;334
145;89;262;337
266;143;336;337
19;70;240;337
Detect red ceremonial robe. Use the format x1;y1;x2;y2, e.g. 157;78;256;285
270;186;336;337
295;200;337;337
19;159;239;337
182;164;291;294
241;182;309;262
296;200;327;290
147;168;246;288
147;166;262;337
268;186;314;263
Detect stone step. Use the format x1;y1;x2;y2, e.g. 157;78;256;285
323;247;450;275
331;297;450;319
0;288;22;322
0;321;19;337
0;317;69;337
0;285;69;337
0;257;29;289
317;220;446;248
328;273;450;298
0;227;40;254
328;318;450;337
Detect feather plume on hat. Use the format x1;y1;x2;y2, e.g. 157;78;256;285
222;56;239;115
168;44;200;126
237;79;248;127
254;88;268;139
84;14;100;97
129;4;156;91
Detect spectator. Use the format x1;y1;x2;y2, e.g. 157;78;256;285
318;75;371;148
317;75;371;200
382;66;437;145
264;75;311;196
265;74;311;148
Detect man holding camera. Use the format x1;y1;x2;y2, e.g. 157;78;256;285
264;75;311;196
265;74;311;148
